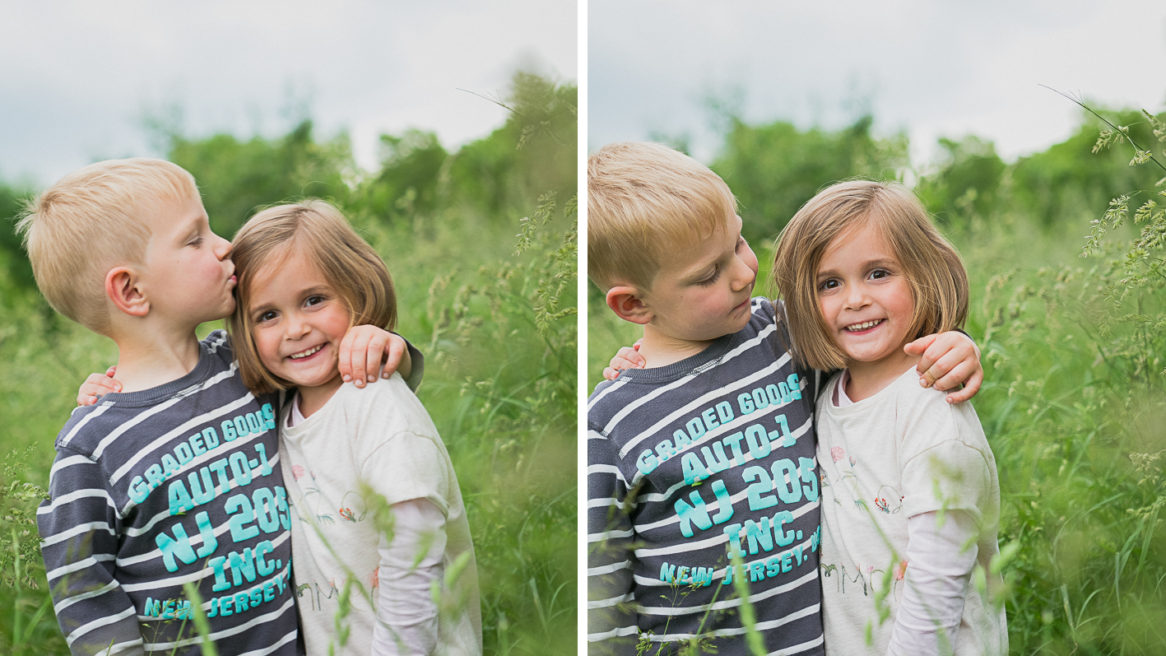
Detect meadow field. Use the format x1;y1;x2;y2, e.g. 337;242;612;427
0;74;577;654
587;109;1166;654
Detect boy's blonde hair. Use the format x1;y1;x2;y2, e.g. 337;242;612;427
228;200;397;395
588;142;738;290
16;158;199;335
772;180;968;371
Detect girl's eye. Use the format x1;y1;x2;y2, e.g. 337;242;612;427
256;310;277;323
869;269;890;280
817;279;839;292
305;294;326;307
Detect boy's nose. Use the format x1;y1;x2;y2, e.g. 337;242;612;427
732;248;758;290
734;263;756;290
214;234;232;259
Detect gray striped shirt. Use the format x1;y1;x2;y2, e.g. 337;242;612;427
38;331;299;655
587;299;825;655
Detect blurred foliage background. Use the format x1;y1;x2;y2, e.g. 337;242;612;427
589;104;1166;654
1;71;577;655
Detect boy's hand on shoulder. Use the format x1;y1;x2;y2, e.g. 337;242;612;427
77;366;121;405
904;332;983;404
603;341;645;381
339;326;412;387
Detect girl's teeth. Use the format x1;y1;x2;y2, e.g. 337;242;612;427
846;320;881;332
290;345;323;359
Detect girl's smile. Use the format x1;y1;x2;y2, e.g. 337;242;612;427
288;344;325;359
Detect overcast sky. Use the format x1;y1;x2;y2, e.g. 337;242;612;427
6;3;1164;188
588;0;1166;169
0;1;577;187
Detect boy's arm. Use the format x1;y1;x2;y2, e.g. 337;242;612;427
586;428;639;650
77;329;427;405
605;334;984;403
904;331;983;404
38;450;145;654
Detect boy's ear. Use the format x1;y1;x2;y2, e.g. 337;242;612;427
105;266;150;317
606;285;653;325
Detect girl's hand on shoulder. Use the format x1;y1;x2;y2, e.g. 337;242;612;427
338;326;412;387
77;366;121;405
904;332;983;404
603;341;645;381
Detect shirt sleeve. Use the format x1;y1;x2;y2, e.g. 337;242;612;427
361;431;450;512
898;394;994;520
37;448;146;655
886;511;980;656
371;499;446;656
402;335;425;392
586;425;638;651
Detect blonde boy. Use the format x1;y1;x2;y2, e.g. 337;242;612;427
19;159;401;655
586;142;980;655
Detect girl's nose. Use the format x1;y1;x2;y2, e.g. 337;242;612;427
285;313;309;339
843;283;870;309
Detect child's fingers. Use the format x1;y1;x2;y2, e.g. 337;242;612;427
338;329;369;387
348;332;373;387
602;366;620;381
609;346;645;370
337;331;355;382
76;372;122;405
903;334;936;354
916;333;977;387
918;342;977;389
926;357;975;392
944;369;983;404
379;335;405;379
362;332;389;381
904;334;939;374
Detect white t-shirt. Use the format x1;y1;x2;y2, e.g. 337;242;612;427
280;375;482;655
816;367;1007;655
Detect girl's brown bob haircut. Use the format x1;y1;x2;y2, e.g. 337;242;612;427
228;200;397;395
772;180;968;372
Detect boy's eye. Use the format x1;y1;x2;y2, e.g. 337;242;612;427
187;236;203;247
695;269;720;286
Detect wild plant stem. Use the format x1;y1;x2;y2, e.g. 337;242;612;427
1039;85;1166;174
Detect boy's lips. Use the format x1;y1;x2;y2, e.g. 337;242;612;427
734;286;754;312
